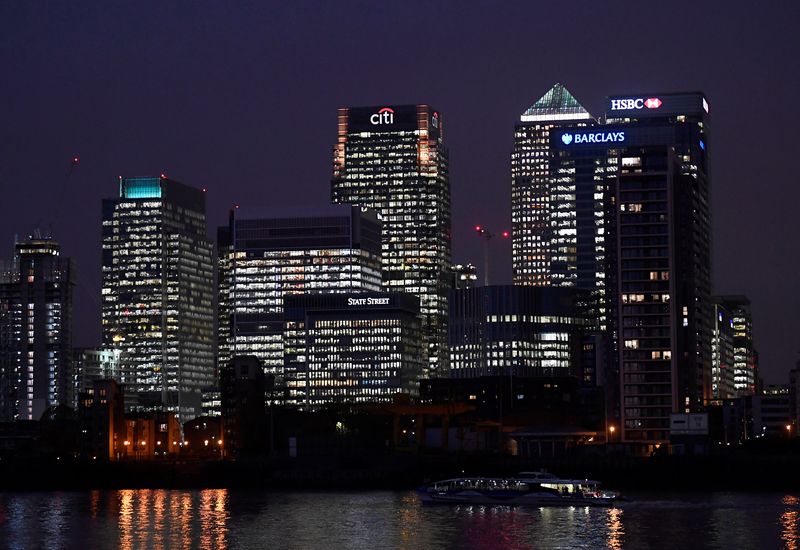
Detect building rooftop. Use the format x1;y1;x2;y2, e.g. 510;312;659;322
520;83;593;123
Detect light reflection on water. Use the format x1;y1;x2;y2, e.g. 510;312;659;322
0;490;798;548
782;495;799;550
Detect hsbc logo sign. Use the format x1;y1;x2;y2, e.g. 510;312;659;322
610;97;663;111
370;107;395;125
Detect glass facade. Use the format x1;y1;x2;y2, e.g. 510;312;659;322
217;206;383;391
102;176;215;421
711;299;735;401
0;239;75;421
331;105;451;378
283;293;423;410
449;285;587;378
511;83;594;286
550;92;712;445
716;295;757;396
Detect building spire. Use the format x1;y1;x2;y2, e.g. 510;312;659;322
520;83;593;122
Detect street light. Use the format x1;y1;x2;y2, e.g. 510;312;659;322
608;426;616;443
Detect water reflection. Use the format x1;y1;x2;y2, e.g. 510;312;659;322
0;490;797;548
606;506;624;549
117;489;229;549
781;495;799;550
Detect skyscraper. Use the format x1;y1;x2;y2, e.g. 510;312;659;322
716;295;757;396
711;298;736;401
332;104;451;377
102;176;214;421
553;91;712;446
0;238;75;421
217;205;383;389
511;83;595;286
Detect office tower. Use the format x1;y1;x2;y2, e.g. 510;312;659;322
102;176;214;421
217;205;383;385
716;295;757;396
511;83;595;286
554;92;712;446
331;104;451;377
711;299;735;401
0;238;75;421
283;292;423;409
448;285;588;378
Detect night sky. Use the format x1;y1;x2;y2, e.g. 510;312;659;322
1;2;798;382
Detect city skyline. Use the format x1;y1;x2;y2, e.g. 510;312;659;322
1;2;798;383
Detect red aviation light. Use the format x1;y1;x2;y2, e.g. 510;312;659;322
475;225;482;232
502;231;510;238
645;98;662;109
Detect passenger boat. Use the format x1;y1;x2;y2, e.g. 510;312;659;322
416;471;619;507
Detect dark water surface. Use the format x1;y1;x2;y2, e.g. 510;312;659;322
0;489;798;549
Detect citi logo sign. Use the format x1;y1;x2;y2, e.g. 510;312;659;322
561;131;626;145
610;97;662;110
370;107;395;125
431;111;440;128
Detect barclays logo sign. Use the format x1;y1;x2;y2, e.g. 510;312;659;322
561;131;626;145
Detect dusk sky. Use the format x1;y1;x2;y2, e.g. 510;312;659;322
1;1;798;382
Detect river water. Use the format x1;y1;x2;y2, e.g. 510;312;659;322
0;489;797;549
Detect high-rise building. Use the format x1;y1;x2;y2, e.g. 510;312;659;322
554;92;712;447
217;205;383;383
716;295;757;396
283;292;423;409
711;299;736;401
102;176;214;421
449;285;589;379
332;104;451;377
511;83;595;287
0;238;75;421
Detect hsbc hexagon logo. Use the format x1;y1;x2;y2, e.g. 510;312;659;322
610;97;662;111
370;107;395;125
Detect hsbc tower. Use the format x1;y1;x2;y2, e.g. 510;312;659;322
553;91;712;448
331;105;451;377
